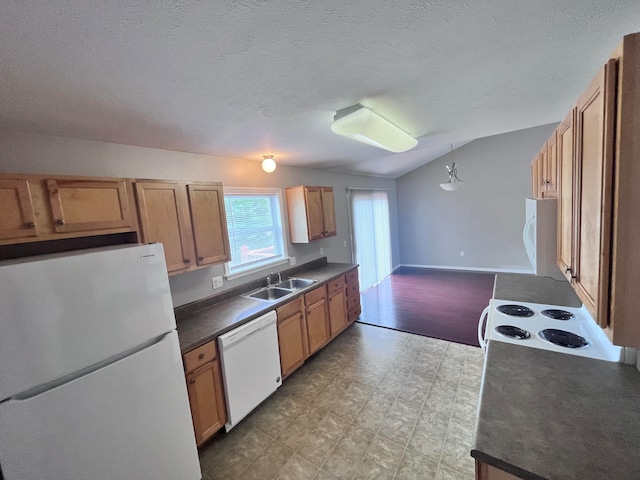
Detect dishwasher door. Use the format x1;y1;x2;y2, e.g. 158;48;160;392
218;310;282;431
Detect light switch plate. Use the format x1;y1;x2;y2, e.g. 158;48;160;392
289;257;297;266
212;276;223;289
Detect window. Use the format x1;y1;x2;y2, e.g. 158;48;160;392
223;187;288;278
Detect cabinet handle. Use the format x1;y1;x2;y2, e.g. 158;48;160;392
198;353;205;360
55;219;65;226
565;267;572;273
25;222;36;229
189;378;196;384
184;258;191;263
198;256;204;262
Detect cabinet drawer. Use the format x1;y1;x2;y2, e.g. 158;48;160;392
277;297;304;322
346;269;359;285
305;286;326;305
348;305;361;323
327;276;345;294
347;295;360;312
183;341;217;374
346;281;359;299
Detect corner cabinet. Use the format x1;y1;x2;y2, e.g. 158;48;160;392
285;186;337;243
183;341;227;446
135;181;230;275
0;174;137;245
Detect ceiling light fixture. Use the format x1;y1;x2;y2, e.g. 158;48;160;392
439;145;464;191
330;104;418;153
261;155;276;173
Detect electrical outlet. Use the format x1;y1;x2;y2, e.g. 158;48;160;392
212;276;223;289
320;247;324;256
344;240;347;247
289;257;297;266
460;251;465;257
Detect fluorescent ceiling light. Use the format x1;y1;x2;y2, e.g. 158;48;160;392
330;105;418;153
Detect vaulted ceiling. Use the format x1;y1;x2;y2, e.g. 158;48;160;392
1;1;639;177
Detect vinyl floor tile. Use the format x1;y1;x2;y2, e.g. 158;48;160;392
197;323;483;479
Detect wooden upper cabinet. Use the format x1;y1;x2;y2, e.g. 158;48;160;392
286;186;337;243
556;108;576;282
46;179;133;233
572;59;616;326
320;187;337;237
187;184;231;266
0;174;138;247
135;181;195;274
0;178;38;240
543;131;558;198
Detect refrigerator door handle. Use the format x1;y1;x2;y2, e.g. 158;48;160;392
522;213;536;270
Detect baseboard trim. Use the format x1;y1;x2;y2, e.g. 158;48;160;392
394;264;534;275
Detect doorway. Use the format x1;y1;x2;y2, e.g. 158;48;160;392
348;188;392;291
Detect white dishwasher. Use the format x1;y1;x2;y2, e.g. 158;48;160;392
217;310;282;431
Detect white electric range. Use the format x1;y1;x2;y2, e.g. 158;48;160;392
478;298;623;362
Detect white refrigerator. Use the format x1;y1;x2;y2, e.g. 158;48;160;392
0;243;201;480
523;198;564;280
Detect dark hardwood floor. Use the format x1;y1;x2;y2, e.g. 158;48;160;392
357;267;495;347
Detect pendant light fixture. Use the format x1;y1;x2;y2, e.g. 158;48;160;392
439;145;464;191
330;104;417;153
261;155;276;173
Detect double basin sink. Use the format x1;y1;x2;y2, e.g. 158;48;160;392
243;277;317;302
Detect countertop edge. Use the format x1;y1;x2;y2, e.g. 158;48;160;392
176;263;358;354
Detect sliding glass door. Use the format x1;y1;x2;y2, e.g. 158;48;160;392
348;189;392;291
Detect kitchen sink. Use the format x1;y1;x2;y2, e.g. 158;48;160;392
246;287;293;301
274;277;317;290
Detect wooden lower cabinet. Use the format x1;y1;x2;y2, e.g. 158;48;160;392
304;287;330;355
183;342;227;446
345;268;361;325
476;460;521;480
327;276;347;336
276;298;308;379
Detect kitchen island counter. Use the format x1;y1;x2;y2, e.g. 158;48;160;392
175;261;357;353
472;340;640;479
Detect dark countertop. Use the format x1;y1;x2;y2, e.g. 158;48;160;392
175;262;357;353
472;341;640;480
493;273;581;307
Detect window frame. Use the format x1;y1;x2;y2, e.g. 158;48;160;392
223;186;289;280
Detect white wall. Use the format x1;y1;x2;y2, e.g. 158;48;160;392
396;124;557;272
0;129;399;306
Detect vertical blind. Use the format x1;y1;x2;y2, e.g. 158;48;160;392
349;189;392;291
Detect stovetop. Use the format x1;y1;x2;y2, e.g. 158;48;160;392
485;299;622;362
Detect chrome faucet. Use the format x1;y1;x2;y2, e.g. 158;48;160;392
266;274;272;287
277;272;282;283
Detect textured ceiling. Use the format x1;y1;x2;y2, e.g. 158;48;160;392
1;1;639;178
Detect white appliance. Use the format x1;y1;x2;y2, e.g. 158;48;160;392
523;198;564;280
218;310;282;431
0;244;201;480
478;299;622;362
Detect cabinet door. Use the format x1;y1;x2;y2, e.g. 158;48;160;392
573;60;616;325
476;460;520;480
304;187;325;240
305;299;330;355
46;179;133;233
187;184;231;266
0;178;38;240
135;182;195;273
557;109;576;281
185;360;227;446
328;288;347;336
320;187;337;237
543;131;558;197
277;312;308;378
